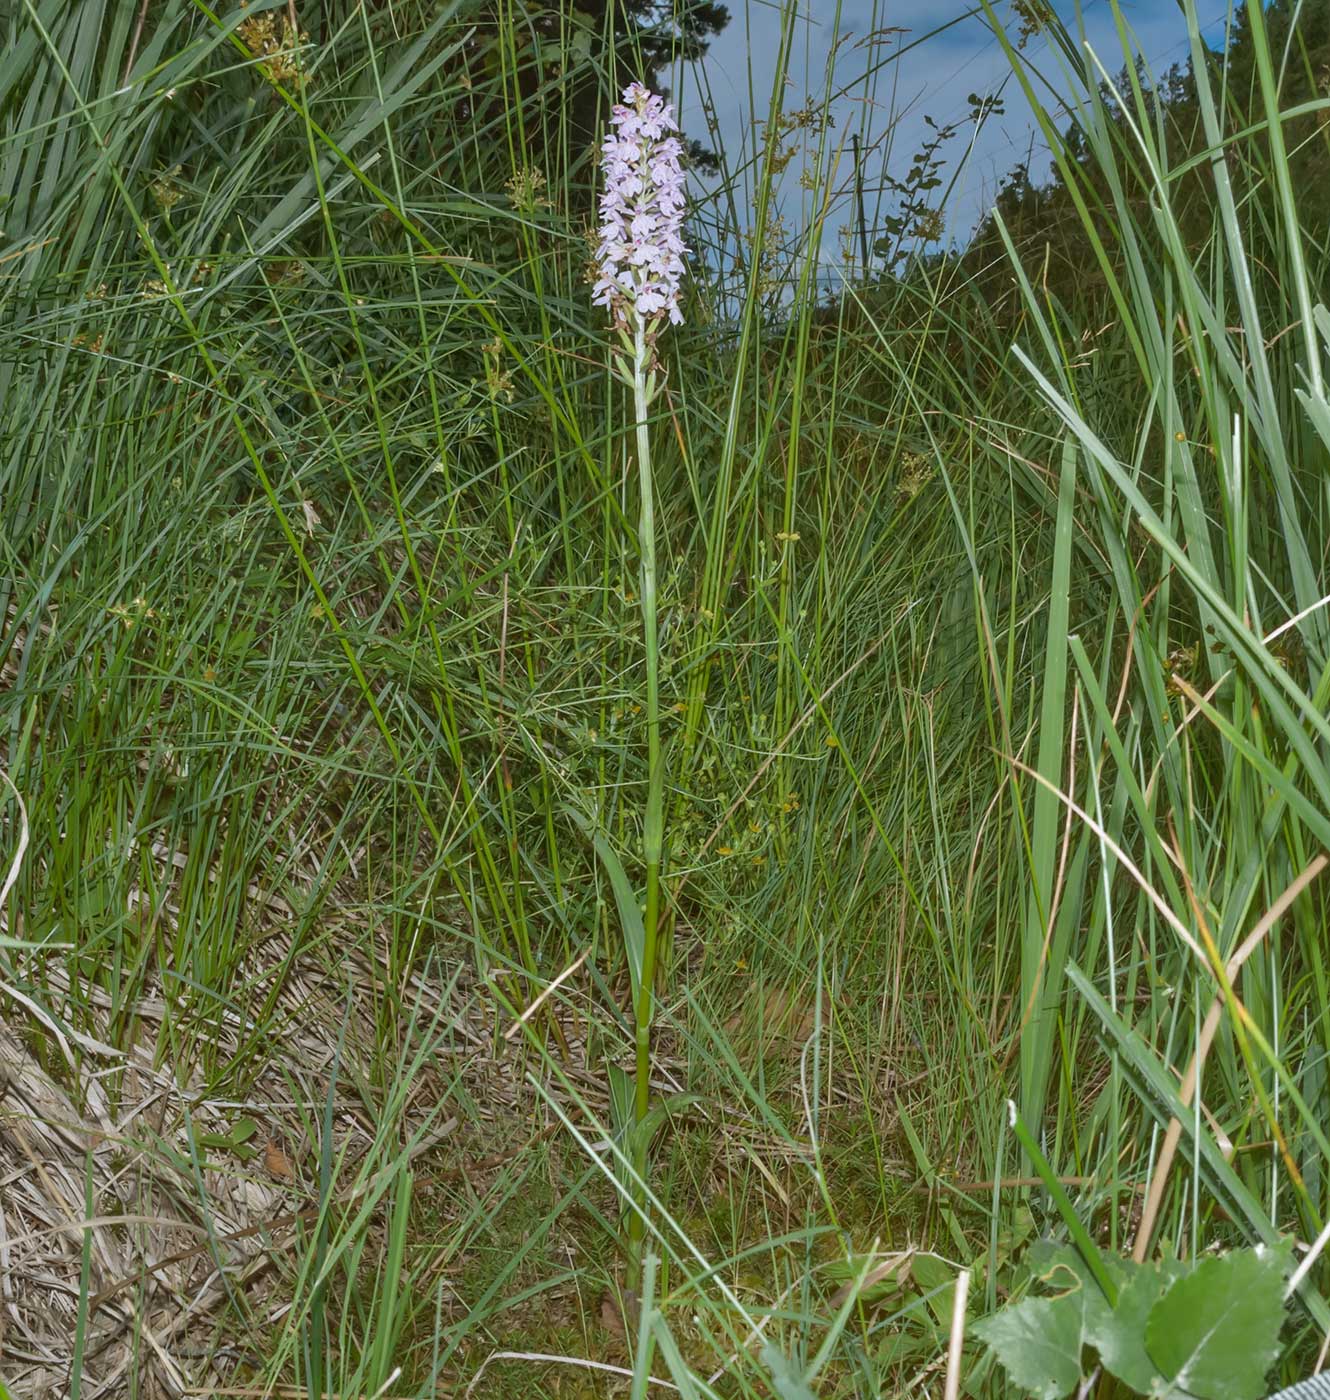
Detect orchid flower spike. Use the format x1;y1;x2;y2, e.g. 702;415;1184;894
592;83;688;330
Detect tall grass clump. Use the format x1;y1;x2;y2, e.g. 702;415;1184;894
4;0;1330;1394
977;0;1330;1264
922;0;1330;1378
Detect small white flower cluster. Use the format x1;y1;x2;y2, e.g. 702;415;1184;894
593;83;688;328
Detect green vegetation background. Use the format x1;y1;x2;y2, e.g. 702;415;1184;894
3;0;1330;1394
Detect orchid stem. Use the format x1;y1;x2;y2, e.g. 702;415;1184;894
628;316;663;1289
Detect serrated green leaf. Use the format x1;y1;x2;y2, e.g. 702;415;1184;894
1024;1241;1136;1340
1088;1258;1187;1394
972;1293;1085;1400
1145;1244;1292;1400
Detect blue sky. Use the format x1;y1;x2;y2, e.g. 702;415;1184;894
681;0;1233;267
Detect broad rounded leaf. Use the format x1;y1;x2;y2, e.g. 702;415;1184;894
972;1293;1084;1400
1088;1259;1187;1394
1145;1243;1292;1400
1025;1241;1137;1340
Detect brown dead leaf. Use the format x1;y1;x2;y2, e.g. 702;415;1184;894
598;1286;640;1341
725;982;819;1052
828;1250;914;1308
262;1138;295;1181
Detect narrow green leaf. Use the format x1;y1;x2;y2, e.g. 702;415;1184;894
1020;436;1077;1132
1006;1101;1119;1307
760;1344;819;1400
652;1311;705;1400
1066;965;1300;1262
567;807;645;1001
634;1092;706;1150
607;1063;635;1141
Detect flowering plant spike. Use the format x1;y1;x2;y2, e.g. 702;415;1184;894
593;83;687;329
590;81;687;1291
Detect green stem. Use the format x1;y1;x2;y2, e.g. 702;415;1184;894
628;317;664;1286
1006;1100;1118;1307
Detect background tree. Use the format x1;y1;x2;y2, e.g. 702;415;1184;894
309;0;729;193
